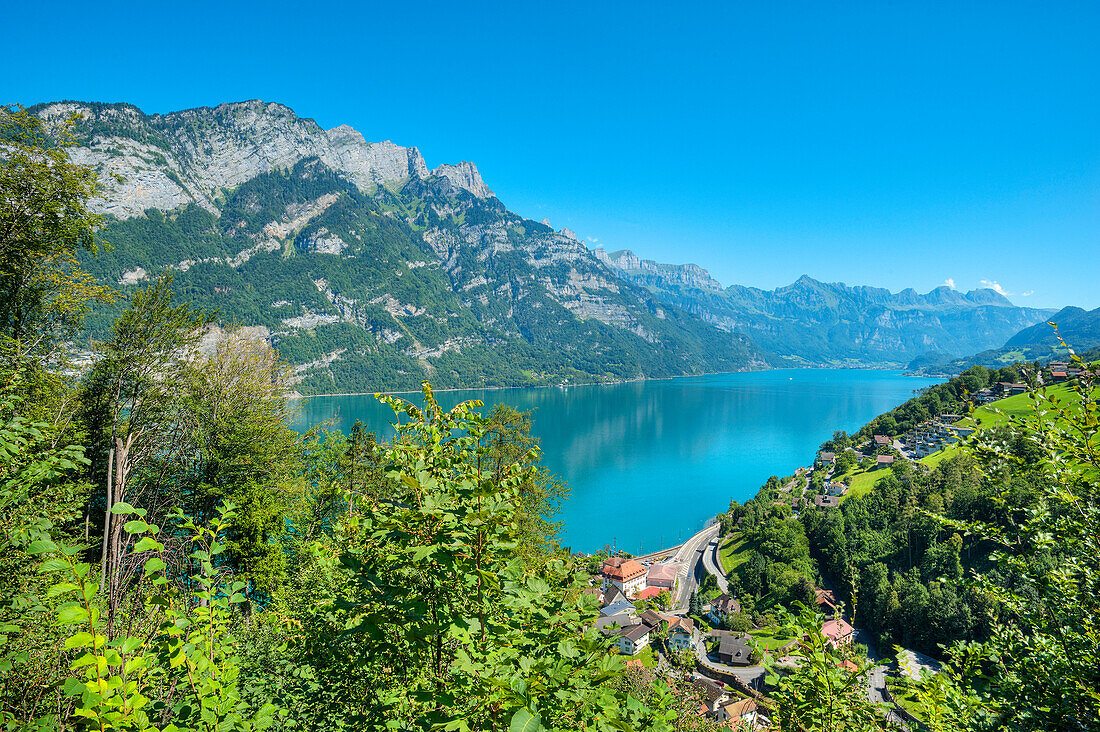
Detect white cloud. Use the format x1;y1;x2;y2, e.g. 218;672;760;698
941;278;956;289
586;236;599;243
979;279;1012;296
1021;290;1034;297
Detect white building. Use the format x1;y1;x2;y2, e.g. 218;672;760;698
615;624;651;656
601;557;647;596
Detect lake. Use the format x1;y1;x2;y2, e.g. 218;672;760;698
292;369;942;554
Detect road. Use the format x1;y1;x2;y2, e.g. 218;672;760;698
701;534;728;594
691;631;767;686
670;522;720;610
857;628;910;728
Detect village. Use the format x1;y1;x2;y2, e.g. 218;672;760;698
583;534;863;728
576;372;1094;728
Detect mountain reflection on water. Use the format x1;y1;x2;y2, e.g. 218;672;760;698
292;369;942;553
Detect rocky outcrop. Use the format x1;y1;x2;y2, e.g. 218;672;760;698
594;248;724;292
431;162;494;198
34;100;494;219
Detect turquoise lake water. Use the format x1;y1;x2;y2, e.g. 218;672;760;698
291;369;942;554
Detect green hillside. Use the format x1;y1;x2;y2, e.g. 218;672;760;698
81;160;770;394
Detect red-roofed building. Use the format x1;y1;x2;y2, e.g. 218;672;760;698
601;556;647;596
635;586;664;601
821;618;854;648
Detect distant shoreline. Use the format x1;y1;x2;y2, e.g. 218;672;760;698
287;365;766;400
287;364;920;401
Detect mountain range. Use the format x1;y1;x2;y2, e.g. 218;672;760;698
41;100;768;393
594;249;1054;367
907;305;1100;374
36;100;1058;393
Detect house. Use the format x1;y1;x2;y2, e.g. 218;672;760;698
716;633;755;666
997;382;1028;396
634;586;664;602
876;454;894;468
826;481;847;497
1051;370;1068;382
1049;361;1069;371
614;623;651;656
601;598;637;618
596;612;636;632
818;451;836;465
814;494;839;508
707;594;741;625
646;561;680;589
821;617;854;648
667;616;695;651
639;609;665;629
715;698;760;727
815;588;837;618
692;676;728;714
601;556;647;596
874;435;891;447
602;584;627;609
974;387;996;404
939;413;962;423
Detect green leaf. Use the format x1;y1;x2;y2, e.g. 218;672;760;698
45;582;79;599
38;557;69;573
26;540;57;555
508;709;541;732
62;677;85;697
109;502;136;515
64;631;94;649
144;557;166;574
133;536;160;552
119;636;143;653
56;604;88;625
124;519;150;534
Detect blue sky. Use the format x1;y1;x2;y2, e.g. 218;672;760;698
4;1;1097;309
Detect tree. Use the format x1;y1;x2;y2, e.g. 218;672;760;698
928;361;1100;729
181;328;303;607
314;384;668;729
0;104;112;367
483;403;568;563
764;609;885;732
80;274;211;624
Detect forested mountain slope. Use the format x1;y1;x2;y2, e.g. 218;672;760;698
596;248;1054;367
36;101;771;393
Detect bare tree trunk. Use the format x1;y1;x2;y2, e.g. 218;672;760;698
99;446;114;590
107;436;129;632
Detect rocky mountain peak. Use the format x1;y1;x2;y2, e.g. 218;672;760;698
431;161;494;199
35;100;493;218
594;248;723;291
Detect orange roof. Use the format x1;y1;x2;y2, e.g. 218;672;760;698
635;586;663;600
602;556;646;581
722;698;758;718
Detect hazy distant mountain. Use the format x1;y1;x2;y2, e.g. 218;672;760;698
595;249;1055;367
38;100;771;394
909;305;1100;373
